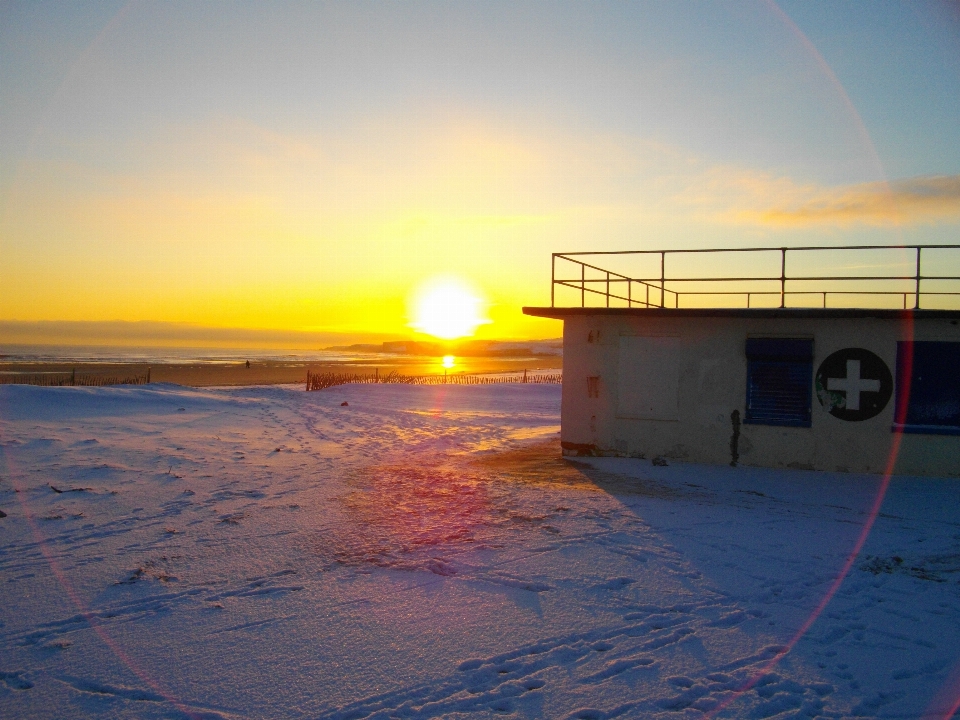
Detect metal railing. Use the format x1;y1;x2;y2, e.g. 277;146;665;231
550;245;960;310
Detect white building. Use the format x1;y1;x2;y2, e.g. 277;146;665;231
524;246;960;477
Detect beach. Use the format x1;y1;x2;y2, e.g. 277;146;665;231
2;381;959;718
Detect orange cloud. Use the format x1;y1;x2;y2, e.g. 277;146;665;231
747;174;960;227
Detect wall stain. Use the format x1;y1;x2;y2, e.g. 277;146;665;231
729;409;741;467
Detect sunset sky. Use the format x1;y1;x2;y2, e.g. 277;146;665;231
2;1;960;345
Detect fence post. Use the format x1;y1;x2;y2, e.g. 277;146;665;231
147;367;151;384
551;254;556;307
780;247;786;308
660;252;665;308
915;246;921;309
605;272;610;308
71;368;75;386
581;263;585;307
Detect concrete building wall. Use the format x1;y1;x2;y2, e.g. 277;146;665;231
558;312;960;477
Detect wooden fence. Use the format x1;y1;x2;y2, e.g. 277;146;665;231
306;369;561;392
0;369;151;387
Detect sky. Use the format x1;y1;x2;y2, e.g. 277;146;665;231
2;1;960;345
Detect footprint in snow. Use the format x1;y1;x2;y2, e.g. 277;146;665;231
0;671;33;690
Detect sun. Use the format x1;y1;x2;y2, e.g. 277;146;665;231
410;277;488;340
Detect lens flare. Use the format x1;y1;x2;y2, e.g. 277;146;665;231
442;355;455;369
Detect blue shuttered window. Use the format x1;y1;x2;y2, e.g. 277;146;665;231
894;341;960;435
745;338;813;428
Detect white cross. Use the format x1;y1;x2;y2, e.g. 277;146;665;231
827;359;880;411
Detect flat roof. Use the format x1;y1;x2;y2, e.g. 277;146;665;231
523;306;960;320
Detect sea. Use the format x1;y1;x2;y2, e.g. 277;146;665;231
0;344;386;365
0;341;561;366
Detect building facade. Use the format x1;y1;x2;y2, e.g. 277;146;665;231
523;307;960;477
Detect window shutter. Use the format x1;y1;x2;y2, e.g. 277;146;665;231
894;341;960;435
745;338;813;428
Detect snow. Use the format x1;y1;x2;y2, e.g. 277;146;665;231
1;382;959;719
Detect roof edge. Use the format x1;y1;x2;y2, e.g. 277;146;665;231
522;306;960;320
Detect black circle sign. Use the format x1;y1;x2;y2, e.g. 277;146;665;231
815;348;892;421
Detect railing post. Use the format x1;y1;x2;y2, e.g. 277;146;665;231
581;263;585;307
551;254;556;307
606;272;610;308
627;279;632;307
780;247;786;308
646;282;649;307
914;246;921;309
747;293;751;308
660;252;665;308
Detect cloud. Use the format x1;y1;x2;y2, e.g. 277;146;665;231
743;174;960;227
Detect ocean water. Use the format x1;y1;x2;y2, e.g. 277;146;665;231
0;338;563;366
0;344;387;365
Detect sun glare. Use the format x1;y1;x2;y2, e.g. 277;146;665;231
442;355;455;369
411;278;488;340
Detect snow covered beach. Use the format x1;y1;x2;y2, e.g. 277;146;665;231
1;382;959;719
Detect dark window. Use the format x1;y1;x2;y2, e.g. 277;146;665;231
894;341;960;435
745;338;813;428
